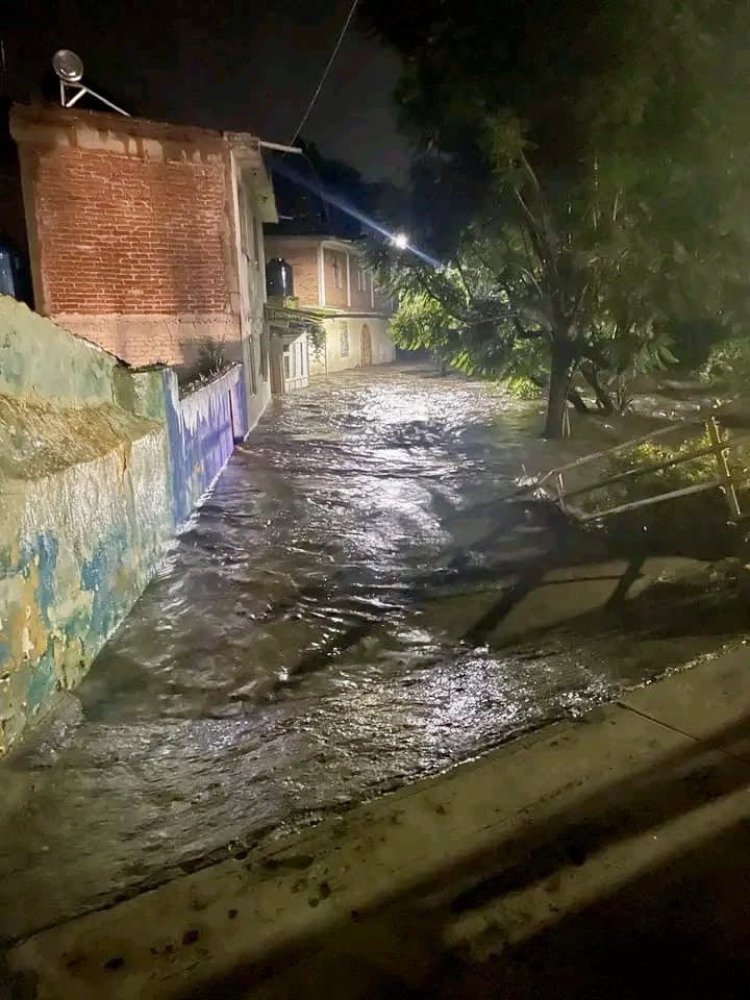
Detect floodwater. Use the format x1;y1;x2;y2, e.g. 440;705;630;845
0;366;745;942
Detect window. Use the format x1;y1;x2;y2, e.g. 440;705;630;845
282;337;309;385
331;253;343;289
338;321;350;358
356;264;367;292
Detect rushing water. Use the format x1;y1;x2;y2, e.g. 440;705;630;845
0;366;744;942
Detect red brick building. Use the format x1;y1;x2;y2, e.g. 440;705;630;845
10;104;277;426
264;235;395;377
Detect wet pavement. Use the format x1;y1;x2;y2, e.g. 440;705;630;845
0;365;745;943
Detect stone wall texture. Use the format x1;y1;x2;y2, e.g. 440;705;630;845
0;296;248;752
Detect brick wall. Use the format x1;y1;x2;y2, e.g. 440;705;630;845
30;147;230;315
323;249;348;308
264;238;392;318
264;239;320;307
350;258;372;312
11;105;241;366
52;313;240;369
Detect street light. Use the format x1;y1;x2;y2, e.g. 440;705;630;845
392;232;409;250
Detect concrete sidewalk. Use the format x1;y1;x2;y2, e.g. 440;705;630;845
5;646;750;999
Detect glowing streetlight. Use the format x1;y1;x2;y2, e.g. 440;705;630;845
392;232;409;250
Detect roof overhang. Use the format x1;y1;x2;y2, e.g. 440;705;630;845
265;303;324;334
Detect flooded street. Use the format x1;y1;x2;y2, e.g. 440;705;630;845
0;365;745;943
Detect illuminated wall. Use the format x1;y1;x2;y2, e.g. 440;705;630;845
0;296;247;751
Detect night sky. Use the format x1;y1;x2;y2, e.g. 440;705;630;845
3;0;410;182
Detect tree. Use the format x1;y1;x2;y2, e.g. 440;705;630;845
362;0;750;436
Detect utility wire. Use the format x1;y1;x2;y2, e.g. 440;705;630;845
289;0;358;146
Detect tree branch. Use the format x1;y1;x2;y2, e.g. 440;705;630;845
454;258;479;308
413;269;471;324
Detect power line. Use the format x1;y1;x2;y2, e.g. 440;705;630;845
289;0;358;147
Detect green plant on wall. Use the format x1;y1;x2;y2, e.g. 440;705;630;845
306;318;327;357
179;339;232;397
196;340;228;376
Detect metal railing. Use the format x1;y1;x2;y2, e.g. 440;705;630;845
530;417;743;522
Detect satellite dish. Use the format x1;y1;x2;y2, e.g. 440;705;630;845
52;49;84;84
50;48;129;116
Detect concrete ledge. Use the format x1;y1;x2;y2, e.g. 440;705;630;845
6;648;750;998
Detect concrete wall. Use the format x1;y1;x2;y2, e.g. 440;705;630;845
310;316;396;376
232;161;273;430
0;296;251;752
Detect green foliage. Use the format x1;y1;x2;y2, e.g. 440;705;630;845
178;339;231;397
196;340;227;376
702;336;750;386
305;319;327;356
580;430;748;516
575;432;715;518
602;330;678;414
609;433;715;499
664;320;727;372
389;289;454;358
505;376;544;400
363;0;750;435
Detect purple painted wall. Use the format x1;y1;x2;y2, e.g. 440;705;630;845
163;365;249;527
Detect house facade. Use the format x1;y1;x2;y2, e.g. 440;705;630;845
10;104;277;429
263;235;396;378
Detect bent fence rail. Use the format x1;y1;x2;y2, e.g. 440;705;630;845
525;417;744;523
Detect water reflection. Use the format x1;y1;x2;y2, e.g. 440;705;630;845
0;366;741;941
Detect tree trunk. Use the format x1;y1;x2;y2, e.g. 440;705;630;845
529;373;589;414
580;361;615;415
544;341;574;439
567;386;590;415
